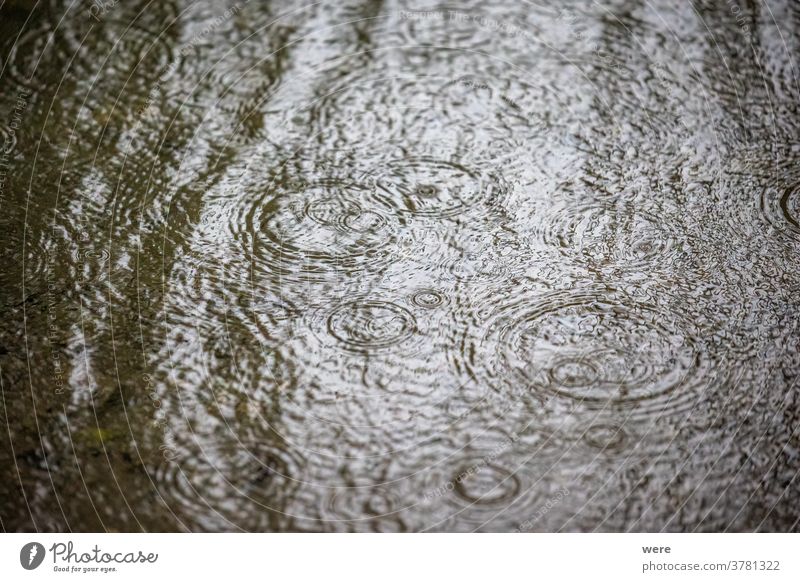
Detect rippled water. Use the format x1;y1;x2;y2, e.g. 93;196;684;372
1;0;799;532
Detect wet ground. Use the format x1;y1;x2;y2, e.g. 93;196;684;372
1;0;799;532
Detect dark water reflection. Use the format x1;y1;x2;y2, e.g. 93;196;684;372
1;0;799;532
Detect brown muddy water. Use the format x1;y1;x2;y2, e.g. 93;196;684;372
0;0;799;532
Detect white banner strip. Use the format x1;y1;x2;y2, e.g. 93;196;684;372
1;533;797;581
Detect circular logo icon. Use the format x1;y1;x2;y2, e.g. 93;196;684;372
20;542;45;570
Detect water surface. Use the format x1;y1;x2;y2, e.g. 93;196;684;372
1;0;799;532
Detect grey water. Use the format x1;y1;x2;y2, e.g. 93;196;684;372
0;0;799;532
